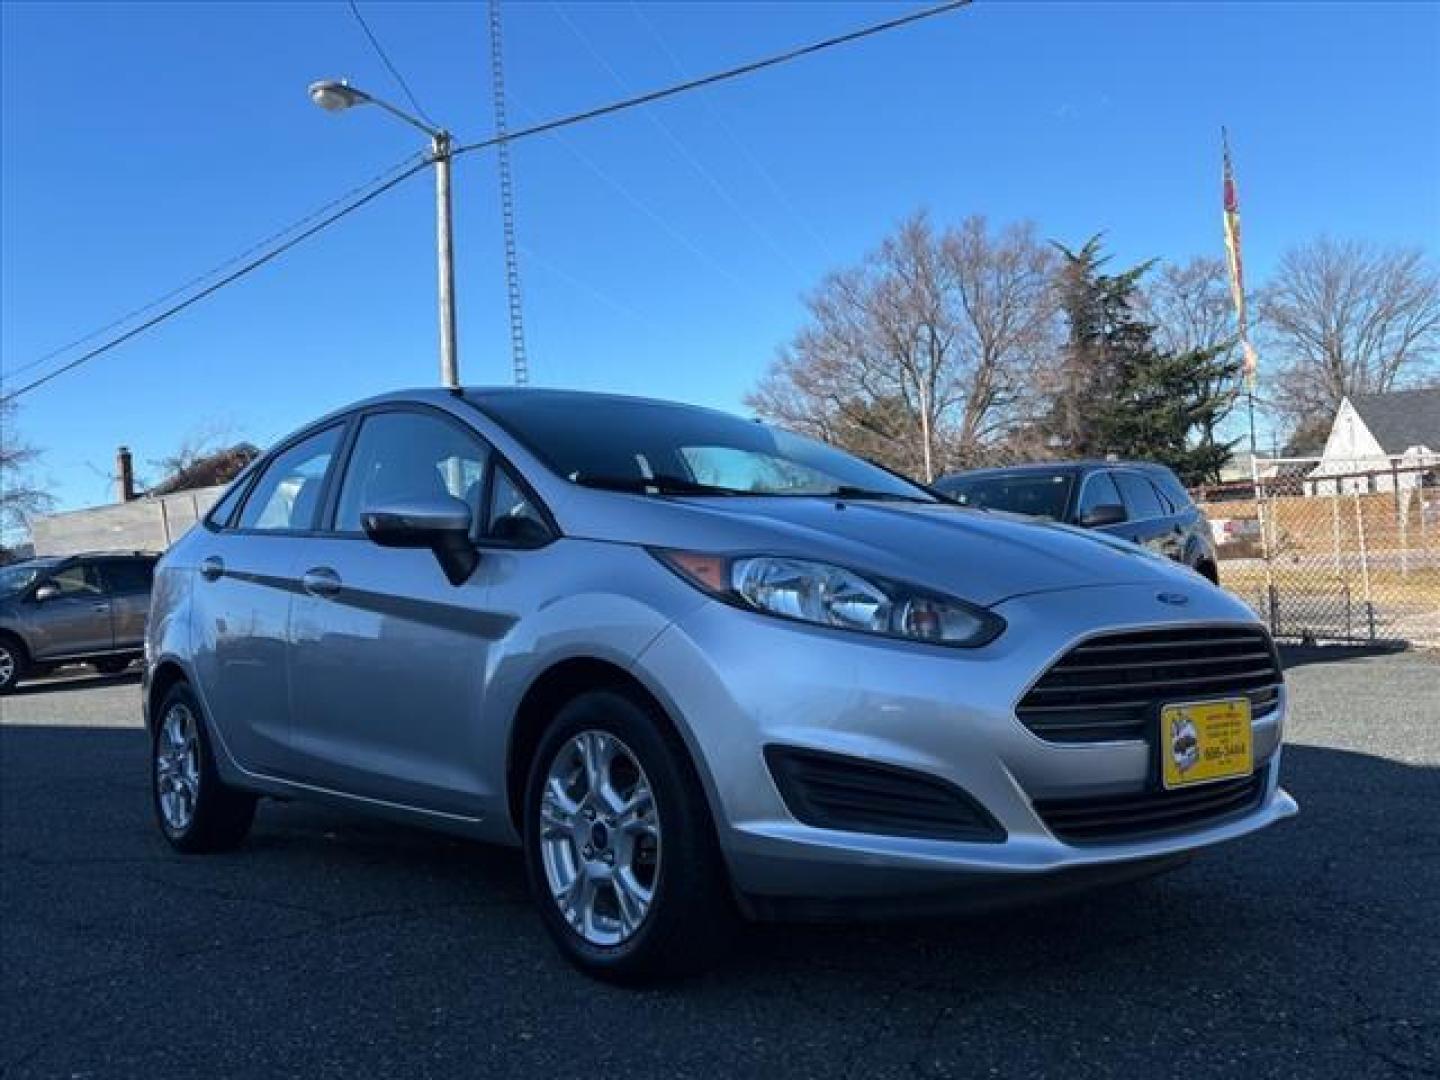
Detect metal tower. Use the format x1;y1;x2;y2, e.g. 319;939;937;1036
488;0;529;385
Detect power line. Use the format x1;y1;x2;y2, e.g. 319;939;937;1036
454;0;971;158
345;0;437;129
550;2;808;280
1;151;426;385
3;0;971;402
0;159;431;404
628;1;838;264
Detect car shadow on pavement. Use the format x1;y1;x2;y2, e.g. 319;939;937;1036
3;725;1436;1077
1277;641;1412;672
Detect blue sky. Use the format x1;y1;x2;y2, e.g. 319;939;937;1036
3;1;1437;512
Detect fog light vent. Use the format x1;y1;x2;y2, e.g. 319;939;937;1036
764;746;1005;843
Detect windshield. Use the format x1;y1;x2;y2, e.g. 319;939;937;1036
939;472;1075;520
0;564;45;597
471;393;936;502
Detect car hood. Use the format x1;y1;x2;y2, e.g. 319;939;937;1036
554;491;1207;608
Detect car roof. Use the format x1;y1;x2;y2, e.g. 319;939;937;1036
937;460;1176;484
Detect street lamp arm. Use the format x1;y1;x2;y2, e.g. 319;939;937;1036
309;79;444;140
363;91;446;140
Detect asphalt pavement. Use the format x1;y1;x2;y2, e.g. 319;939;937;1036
2;650;1438;1079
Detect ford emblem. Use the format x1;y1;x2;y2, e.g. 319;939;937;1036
1157;592;1190;606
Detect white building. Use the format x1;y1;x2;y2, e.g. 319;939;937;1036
1304;387;1440;496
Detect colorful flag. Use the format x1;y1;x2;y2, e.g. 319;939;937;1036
1222;128;1258;389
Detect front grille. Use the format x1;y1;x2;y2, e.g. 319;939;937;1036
765;746;1005;843
1017;625;1283;743
1034;767;1270;844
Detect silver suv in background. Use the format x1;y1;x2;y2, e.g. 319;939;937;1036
0;552;157;692
144;389;1295;981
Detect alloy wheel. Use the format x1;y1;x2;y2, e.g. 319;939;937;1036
156;703;201;832
538;730;662;946
0;646;14;687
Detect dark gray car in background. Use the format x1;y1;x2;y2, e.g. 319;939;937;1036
0;551;157;692
935;461;1219;583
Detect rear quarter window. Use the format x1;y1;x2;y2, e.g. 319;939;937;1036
1152;470;1193;511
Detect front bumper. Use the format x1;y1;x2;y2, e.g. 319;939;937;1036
634;582;1298;906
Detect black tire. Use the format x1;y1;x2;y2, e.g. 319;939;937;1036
151;682;257;853
0;633;27;694
92;657;133;676
522;689;737;983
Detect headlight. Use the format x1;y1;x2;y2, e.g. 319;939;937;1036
652;551;1003;647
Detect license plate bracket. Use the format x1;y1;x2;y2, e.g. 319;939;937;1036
1158;697;1253;790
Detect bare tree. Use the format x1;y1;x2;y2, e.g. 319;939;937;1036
1139;256;1238;357
747;213;1059;479
1259;237;1440;431
149;419;243;483
943;217;1061;462
1137;256;1245;452
0;398;53;548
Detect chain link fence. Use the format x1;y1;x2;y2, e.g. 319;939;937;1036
1197;456;1440;646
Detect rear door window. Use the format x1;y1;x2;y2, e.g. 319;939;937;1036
97;559;155;595
237;425;343;532
1113;471;1167;521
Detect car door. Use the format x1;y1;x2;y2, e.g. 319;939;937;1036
188;422;345;776
24;560;113;660
1112;469;1181;559
94;557;154;650
285;405;506;815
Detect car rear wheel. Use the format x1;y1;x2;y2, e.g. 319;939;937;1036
523;689;736;982
152;683;257;852
0;635;26;694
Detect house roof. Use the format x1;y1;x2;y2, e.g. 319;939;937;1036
1350;388;1440;454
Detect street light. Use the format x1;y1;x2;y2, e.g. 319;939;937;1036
309;79;459;388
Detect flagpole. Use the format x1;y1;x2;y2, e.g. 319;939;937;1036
1223;126;1275;631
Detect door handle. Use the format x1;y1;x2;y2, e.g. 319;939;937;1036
92;603;111;612
302;567;342;598
200;556;225;582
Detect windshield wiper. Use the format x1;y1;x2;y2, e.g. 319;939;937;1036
571;473;749;497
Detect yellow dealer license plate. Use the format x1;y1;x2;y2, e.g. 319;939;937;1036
1160;698;1253;790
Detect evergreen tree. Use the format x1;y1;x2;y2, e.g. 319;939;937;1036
1046;237;1240;485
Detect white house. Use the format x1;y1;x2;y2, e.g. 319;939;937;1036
1304;387;1440;496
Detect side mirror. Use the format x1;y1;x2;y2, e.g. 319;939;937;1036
33;583;59;602
361;495;478;585
1079;503;1126;528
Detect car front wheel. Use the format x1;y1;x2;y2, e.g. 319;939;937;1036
523;690;736;982
151;683;257;852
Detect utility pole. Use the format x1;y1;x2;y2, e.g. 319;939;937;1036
432;130;458;388
488;0;529;386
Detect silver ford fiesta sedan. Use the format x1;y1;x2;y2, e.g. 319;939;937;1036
144;388;1297;980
